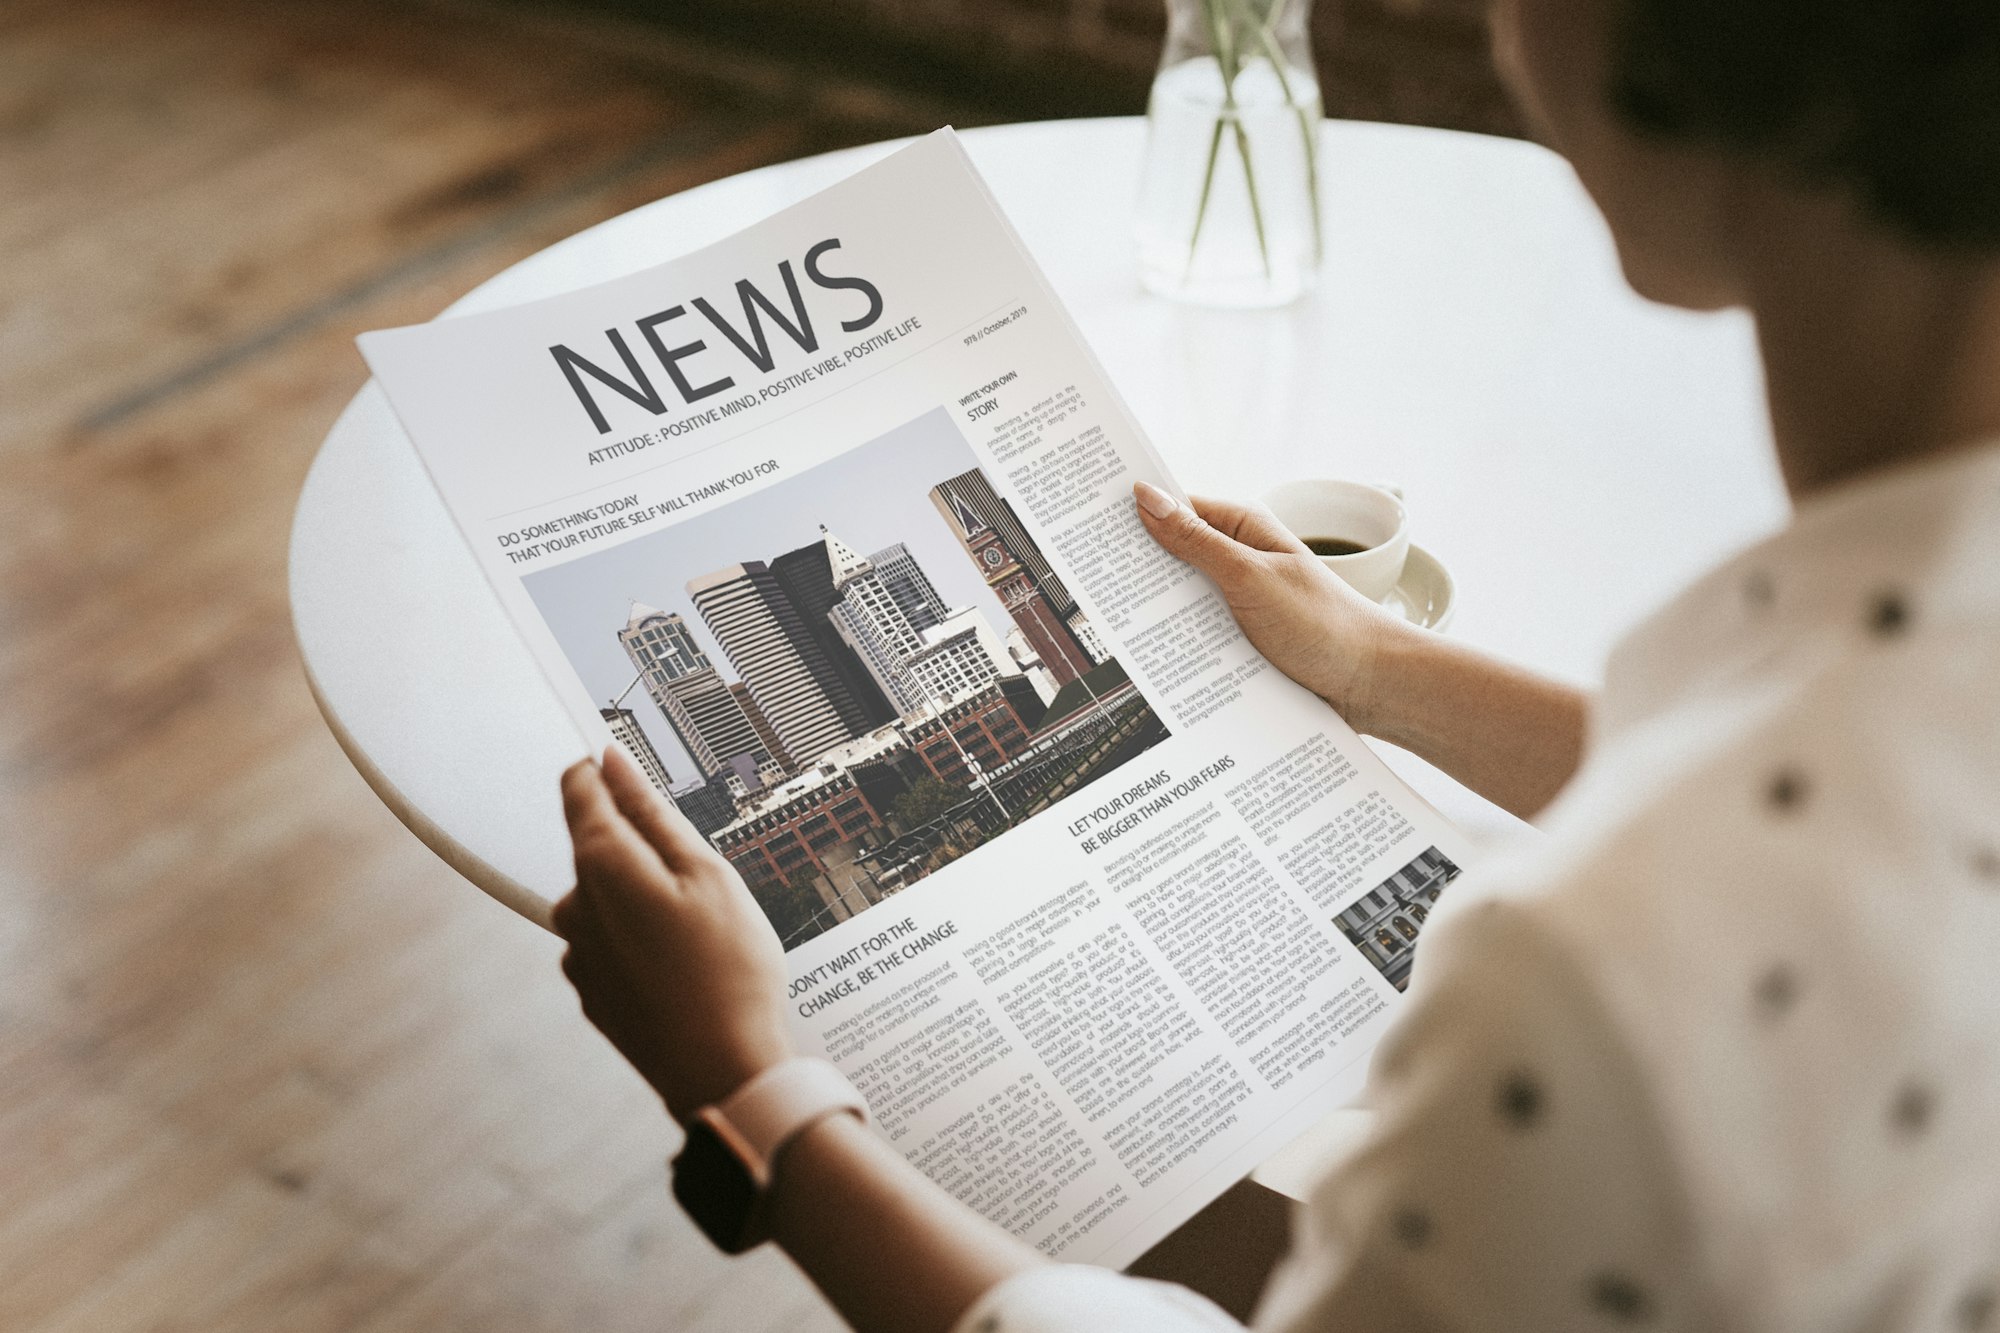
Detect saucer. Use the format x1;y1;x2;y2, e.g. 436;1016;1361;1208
1381;543;1454;631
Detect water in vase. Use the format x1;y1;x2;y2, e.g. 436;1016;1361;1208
1137;55;1323;308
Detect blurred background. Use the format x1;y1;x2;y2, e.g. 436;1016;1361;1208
0;1;1512;1327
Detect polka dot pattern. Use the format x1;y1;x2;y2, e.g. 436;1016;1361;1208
1890;1081;1937;1137
1766;768;1810;814
1753;963;1800;1018
1866;589;1912;638
1390;1208;1433;1251
955;447;2000;1333
1586;1271;1655;1323
1495;1071;1544;1129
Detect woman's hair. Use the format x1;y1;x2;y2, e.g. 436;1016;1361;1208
1609;0;2000;247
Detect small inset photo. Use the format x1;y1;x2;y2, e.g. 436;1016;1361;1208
1333;846;1463;992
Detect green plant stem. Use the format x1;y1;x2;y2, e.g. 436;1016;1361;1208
1185;116;1229;280
1183;0;1284;284
1249;8;1323;263
1185;0;1241;284
1232;119;1272;280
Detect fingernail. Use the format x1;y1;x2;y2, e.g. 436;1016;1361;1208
1133;480;1179;518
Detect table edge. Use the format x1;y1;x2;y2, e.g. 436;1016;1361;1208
296;630;559;931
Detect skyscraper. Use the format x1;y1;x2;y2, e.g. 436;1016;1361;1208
663;666;781;776
929;470;1097;688
768;531;897;731
1065;609;1108;666
730;681;791;772
868;542;947;633
822;530;1012;716
689;562;861;769
617;603;776;778
617;602;707;679
901;609;1014;707
600;705;676;797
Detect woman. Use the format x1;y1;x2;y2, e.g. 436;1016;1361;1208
552;0;2000;1326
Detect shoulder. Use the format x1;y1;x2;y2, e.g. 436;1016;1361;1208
1270;453;2000;1329
1367;618;2000;1291
1513;618;2000;1034
1449;635;1999;1102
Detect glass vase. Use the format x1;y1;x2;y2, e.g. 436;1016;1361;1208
1135;0;1324;308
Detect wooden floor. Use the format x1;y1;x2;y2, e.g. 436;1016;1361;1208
0;2;987;1327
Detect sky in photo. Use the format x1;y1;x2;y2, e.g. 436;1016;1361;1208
523;407;1014;785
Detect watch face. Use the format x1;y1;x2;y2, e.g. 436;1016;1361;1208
673;1118;762;1254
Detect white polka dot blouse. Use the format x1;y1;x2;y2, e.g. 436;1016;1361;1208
953;439;2000;1332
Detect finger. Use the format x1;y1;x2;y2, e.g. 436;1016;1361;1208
1189;495;1312;556
561;757;605;830
601;743;715;872
561;757;673;902
560;941;637;1056
1133;480;1258;585
557;909;677;1094
550;886;585;940
559;904;624;994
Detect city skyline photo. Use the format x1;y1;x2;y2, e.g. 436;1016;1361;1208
524;406;1171;949
527;409;1012;779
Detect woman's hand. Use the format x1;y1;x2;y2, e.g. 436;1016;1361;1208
558;750;1047;1333
553;745;794;1121
1134;480;1593;818
1132;480;1418;736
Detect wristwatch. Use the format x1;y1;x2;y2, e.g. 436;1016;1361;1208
671;1057;869;1254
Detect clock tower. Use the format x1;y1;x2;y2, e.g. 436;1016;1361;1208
931;473;1096;689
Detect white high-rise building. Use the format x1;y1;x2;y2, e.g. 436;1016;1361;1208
1066;610;1109;666
869;542;947;633
1003;627;1059;704
689;562;858;770
663;667;777;776
617;603;776;777
821;529;1014;716
904;609;1014;707
601;706;676;797
618;602;707;678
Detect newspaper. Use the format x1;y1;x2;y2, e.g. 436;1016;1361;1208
359;129;1470;1269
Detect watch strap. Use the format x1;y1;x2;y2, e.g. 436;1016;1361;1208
711;1056;868;1188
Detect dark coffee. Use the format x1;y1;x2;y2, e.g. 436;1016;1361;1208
1305;536;1372;557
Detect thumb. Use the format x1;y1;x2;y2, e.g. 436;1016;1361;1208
1133;481;1255;585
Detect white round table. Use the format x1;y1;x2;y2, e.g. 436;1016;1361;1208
289;117;1784;926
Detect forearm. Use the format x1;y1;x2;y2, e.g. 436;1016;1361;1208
1363;628;1592;821
768;1112;1045;1333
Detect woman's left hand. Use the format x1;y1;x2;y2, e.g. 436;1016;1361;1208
553;746;795;1121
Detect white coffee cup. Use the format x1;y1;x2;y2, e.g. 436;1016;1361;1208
1261;479;1411;602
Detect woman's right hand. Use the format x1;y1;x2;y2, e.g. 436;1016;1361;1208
1133;480;1420;737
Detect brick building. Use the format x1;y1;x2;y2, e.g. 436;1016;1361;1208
713;747;912;894
930;469;1098;689
904;675;1046;785
713;673;1046;888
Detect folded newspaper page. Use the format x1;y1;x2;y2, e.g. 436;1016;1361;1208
359;128;1470;1269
